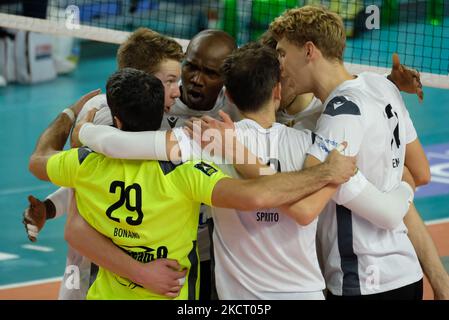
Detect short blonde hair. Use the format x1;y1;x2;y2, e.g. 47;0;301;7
117;28;184;74
270;5;346;61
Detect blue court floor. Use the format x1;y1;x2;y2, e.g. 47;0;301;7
0;48;449;286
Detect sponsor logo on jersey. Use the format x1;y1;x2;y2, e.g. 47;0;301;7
333;101;345;109
114;244;168;289
194;161;218;176
314;134;339;154
324;96;361;117
118;244;168;263
168;116;179;128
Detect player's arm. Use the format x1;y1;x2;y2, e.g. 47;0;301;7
28;113;74;181
400;92;430;186
305;154;414;229
29;90;101;181
278;153;414;227
403;204;449;299
184;112;352;224
387;53;423;102
405;139;431;186
211;149;356;211
22;187;70;242
181;114;357;211
64;204;186;298
76;121;182;161
401;112;448;299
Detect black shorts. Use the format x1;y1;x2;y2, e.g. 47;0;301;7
326;278;423;300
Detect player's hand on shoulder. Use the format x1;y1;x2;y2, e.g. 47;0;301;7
71;107;98;148
325;142;357;185
184;111;236;159
388;53;423;103
136;258;187;298
69;89;102;117
22;195;47;242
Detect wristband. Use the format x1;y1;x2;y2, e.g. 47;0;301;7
62;108;75;122
44;199;57;220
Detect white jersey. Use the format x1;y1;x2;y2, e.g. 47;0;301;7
78;94;112;125
307;72;422;296
161;88;240;130
46;188;94;300
177;119;326;299
276;96;323;131
161;88;239;262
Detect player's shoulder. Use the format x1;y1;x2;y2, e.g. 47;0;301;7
284;126;315;149
182;160;221;176
84;93;107;106
322;95;362;117
79;94;108;115
70;147;109;169
358;71;398;92
283;124;311;138
158;160;221;177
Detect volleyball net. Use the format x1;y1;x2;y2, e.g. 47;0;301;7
0;0;448;88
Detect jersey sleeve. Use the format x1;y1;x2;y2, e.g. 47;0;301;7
332;170;369;204
172;127;203;162
46;148;84;187
79;124;168;160
307;96;364;161
77;94;113;126
172;161;229;206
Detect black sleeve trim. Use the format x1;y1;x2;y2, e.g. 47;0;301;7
323;96;361;117
78;147;93;164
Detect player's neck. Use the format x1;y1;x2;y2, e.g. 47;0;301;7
284;93;315;116
241;101;276;129
313;62;354;102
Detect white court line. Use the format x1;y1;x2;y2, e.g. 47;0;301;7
425;217;449;226
0;277;62;290
0;252;19;261
21;244;54;252
0;185;52;196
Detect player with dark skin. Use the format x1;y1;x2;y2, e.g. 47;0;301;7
180;30;236;111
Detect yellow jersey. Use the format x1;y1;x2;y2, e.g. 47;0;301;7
47;147;228;300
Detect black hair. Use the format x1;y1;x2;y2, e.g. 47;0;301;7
221;42;280;113
106;68;165;132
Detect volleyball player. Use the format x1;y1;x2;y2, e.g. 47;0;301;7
270;5;428;299
260;28;448;299
23;28;184;299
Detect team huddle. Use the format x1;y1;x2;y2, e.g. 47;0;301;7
24;6;449;300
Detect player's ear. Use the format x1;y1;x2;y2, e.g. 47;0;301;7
273;82;282;101
304;41;316;61
114;116;123;130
